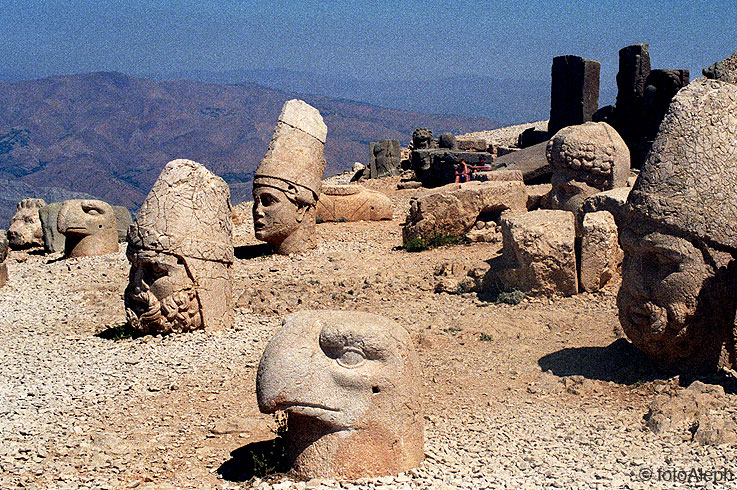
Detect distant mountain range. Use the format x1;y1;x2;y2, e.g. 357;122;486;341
0;71;501;222
154;68;556;125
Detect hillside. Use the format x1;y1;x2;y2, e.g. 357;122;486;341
0;72;500;219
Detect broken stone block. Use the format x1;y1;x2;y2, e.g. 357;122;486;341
456;137;489;152
473;169;523;182
580;211;622;292
402;181;527;247
490;210;577;296
580;187;631;228
369;139;401;178
316;184;393;222
549;55;600;135
493;141;551;183
525;184;553;211
642;69;690;140
411;149;493;188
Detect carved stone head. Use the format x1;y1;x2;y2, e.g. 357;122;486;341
7;198;46;249
125;159;233;335
545;122;630;214
257;310;424;479
57;199;118;257
252;99;326;255
411;127;435;150
619;78;737;370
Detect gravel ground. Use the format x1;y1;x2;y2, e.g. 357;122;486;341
3;175;737;490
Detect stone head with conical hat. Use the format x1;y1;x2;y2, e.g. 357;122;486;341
618;78;737;371
252;99;327;255
125;159;233;334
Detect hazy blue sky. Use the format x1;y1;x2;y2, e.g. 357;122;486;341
3;0;735;90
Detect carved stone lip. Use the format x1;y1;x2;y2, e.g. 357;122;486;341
277;401;340;413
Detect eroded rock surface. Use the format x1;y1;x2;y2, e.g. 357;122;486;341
125;159;233;334
0;230;8;287
703;50;737;84
257;310;424;479
580;211;622;292
402;181;527;247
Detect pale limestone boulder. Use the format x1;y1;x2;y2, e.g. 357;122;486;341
580;211;622;292
402;180;527;247
525;183;553;210
316;184;392;222
7;198;46;249
492;210;577;296
580;187;631;226
57;199;118;257
473;169;523;182
257;310;423;479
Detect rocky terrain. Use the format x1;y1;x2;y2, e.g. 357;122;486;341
2;175;737;490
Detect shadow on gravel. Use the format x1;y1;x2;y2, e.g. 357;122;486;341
538;338;668;385
218;438;288;482
234;244;272;260
539;339;737;392
95;323;142;341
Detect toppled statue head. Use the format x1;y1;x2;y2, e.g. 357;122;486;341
702;50;737;85
257;310;424;479
57;199;118;257
545;122;630;214
125;159;233;335
7;198;46;249
252;99;326;255
618;78;737;371
411;127;435;150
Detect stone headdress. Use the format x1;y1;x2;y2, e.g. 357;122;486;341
253;99;327;205
128;159;233;329
625;78;737;254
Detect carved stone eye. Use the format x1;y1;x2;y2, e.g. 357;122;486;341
336;347;365;368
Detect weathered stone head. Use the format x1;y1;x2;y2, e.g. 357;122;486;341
57;199;118;257
437;132;458;150
703;50;737;85
411;127;435;150
125;159;233;335
618;78;737;371
545;122;630;214
252;99;326;255
7;198;46;249
257;310;424;479
0;230;8;287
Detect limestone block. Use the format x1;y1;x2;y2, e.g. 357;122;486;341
57;199;118;257
493;210;578;296
525;184;552;211
456;138;489;152
402;180;527;246
316;184;392;222
7;198;45;249
257;310;423;479
473;169;523;182
494;141;551;183
580;211;622;292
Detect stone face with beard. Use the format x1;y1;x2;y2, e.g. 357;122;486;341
125;248;202;334
125;159;233;335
